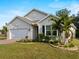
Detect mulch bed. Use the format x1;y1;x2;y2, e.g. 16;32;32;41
50;44;79;51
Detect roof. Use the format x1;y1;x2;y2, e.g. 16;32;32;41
17;16;33;24
8;16;33;25
8;9;60;26
38;14;60;23
24;8;48;17
8;9;76;29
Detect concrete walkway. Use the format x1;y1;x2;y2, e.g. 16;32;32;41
0;40;16;44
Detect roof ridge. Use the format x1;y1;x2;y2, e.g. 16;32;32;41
24;8;49;17
32;8;49;15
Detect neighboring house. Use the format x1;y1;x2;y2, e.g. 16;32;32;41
7;9;76;40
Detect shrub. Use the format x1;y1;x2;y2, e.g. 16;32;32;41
64;45;68;48
34;33;52;43
71;39;79;46
64;43;75;48
44;36;50;43
49;36;59;45
68;43;74;47
38;33;44;42
49;39;58;45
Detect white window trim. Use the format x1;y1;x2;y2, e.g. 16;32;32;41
45;25;46;36
45;25;51;36
45;25;58;36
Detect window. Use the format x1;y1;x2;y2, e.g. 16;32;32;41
42;25;45;35
46;31;51;35
45;25;57;36
52;30;57;36
46;25;51;36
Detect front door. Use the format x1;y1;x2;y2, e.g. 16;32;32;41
33;26;38;39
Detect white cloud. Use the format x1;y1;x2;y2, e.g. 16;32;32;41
49;1;79;15
0;9;26;29
68;3;79;14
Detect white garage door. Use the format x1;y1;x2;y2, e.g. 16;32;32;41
9;29;28;39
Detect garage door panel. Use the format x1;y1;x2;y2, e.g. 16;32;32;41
10;29;28;39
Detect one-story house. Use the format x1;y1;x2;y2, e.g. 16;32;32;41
7;9;76;40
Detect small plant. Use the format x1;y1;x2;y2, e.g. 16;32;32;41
49;36;59;45
68;43;74;47
50;40;58;45
64;45;68;48
49;39;54;44
35;33;52;43
44;36;50;43
38;33;45;42
64;43;75;48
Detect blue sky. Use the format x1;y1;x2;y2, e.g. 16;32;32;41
0;0;79;29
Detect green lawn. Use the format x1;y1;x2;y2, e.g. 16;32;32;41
0;42;79;59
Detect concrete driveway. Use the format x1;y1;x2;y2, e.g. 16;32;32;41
0;40;16;44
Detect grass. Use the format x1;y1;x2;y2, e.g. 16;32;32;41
0;42;79;59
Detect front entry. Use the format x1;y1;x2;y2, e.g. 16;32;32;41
33;26;38;39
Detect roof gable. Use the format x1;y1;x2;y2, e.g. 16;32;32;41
24;9;48;21
7;17;32;29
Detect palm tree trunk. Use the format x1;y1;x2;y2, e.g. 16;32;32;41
64;31;72;45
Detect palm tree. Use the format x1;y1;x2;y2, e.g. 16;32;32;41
51;16;63;42
62;16;74;44
51;8;74;45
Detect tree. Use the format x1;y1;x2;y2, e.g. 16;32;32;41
74;11;79;38
51;15;63;41
74;11;79;29
51;8;74;45
1;23;8;36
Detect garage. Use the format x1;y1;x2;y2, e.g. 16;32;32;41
9;28;28;40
